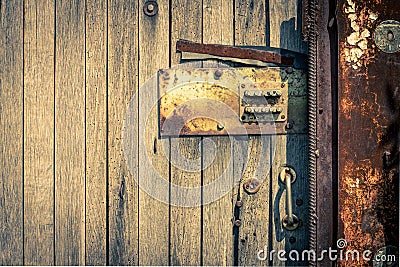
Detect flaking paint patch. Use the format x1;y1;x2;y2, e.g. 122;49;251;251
343;0;378;69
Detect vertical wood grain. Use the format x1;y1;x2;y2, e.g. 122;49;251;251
0;0;315;265
170;2;202;265
23;0;55;265
85;0;107;264
235;0;267;47
202;137;234;266
234;1;271;265
270;135;286;266
268;0;308;265
107;0;139;264
169;137;202;266
235;137;271;266
269;0;307;53
137;0;170;265
55;0;86;265
202;1;235;265
170;0;202;66
203;0;234;45
0;0;24;265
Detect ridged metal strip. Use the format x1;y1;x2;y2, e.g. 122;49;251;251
307;0;318;265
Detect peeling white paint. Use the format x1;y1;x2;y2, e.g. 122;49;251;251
343;0;377;69
369;11;378;21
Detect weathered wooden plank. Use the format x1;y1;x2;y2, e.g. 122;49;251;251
235;137;271;266
234;1;271;266
234;0;266;47
169;137;202;266
170;2;202;265
202;137;234;266
267;0;309;265
170;0;202;66
202;1;234;265
85;0;107;265
269;0;308;53
0;0;24;265
23;0;54;265
270;136;286;267
203;0;234;45
107;0;139;264
54;0;86;264
138;0;170;265
270;135;309;266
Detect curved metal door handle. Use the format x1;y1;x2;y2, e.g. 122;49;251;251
280;167;300;231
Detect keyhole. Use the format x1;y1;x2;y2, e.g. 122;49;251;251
387;30;394;41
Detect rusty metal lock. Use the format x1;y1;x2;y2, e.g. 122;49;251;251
158;68;307;136
374;20;400;53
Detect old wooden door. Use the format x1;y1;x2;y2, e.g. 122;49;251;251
0;0;311;266
129;0;310;266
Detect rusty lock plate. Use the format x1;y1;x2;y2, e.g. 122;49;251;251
374;20;400;53
158;67;307;137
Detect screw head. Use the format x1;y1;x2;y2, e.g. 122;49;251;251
296;199;303;206
147;3;155;11
286;67;294;74
217;123;225;131
233;219;242;227
235;200;243;207
289;236;296;243
214;70;223;79
143;1;158;16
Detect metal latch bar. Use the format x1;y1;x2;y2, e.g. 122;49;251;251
177;40;295;66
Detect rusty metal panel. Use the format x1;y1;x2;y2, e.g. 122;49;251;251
338;0;399;265
158;67;307;136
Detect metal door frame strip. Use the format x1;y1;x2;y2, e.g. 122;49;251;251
313;0;339;266
305;0;319;265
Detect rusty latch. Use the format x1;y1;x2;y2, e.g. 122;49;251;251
177;40;295;66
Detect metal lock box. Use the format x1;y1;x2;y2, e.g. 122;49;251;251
158;67;307;137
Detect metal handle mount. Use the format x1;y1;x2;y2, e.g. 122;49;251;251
280;167;300;231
